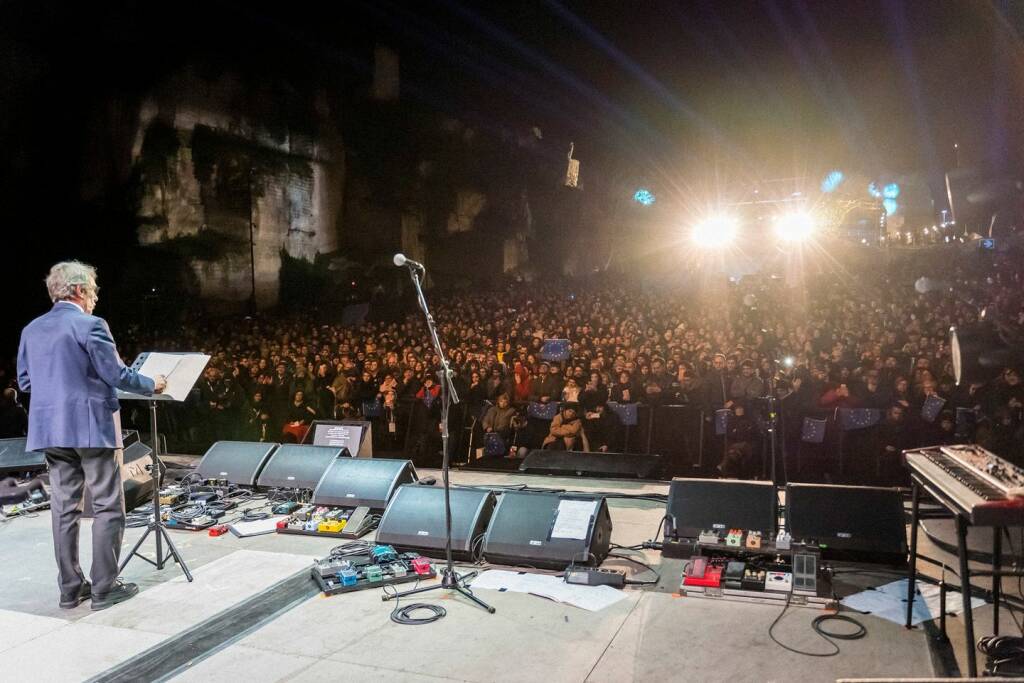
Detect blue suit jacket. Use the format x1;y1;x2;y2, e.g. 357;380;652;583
17;302;155;451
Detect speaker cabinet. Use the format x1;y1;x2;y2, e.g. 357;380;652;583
519;450;663;479
376;484;496;560
665;478;778;540
197;441;279;486
84;440;157;515
312;458;416;509
0;438;45;475
256;444;348;490
482;491;612;569
786;483;906;561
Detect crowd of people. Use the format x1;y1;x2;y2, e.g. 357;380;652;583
3;246;1022;483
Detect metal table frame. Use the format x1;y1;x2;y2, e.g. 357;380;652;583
905;474;1004;678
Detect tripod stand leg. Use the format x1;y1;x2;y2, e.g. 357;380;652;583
451;584;496;614
157;526;193;582
119;525;153;573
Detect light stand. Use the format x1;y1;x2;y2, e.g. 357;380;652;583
760;364;787;485
118;400;193;581
383;262;494;614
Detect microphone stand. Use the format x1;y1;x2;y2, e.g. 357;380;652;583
383;262;495;614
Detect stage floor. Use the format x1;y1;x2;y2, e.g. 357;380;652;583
0;462;1000;682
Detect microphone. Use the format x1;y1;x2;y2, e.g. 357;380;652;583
393;253;425;270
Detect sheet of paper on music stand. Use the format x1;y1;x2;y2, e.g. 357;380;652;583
551;499;598;540
118;352;210;402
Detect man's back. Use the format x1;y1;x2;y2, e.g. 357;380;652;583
18;302;151;451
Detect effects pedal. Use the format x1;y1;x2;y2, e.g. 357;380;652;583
745;531;762;549
314;557;352;578
318;520;345;533
792;553;818;596
272;501;300;515
741;567;766;591
765;571;793;593
564;567;626;588
725;529;744;547
775;531;792;550
723;561;746;589
683;556;724;588
208;524;229;537
698;530;721;545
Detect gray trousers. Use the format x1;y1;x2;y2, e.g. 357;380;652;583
45;448;125;597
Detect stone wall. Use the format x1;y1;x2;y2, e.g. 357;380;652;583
132;69;344;309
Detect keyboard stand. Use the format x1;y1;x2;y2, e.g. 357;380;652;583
905;474;999;677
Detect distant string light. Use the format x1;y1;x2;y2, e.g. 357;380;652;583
820;170;844;193
633;188;656;206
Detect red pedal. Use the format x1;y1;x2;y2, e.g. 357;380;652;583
276;519;289;530
683;565;723;588
411;557;432;575
209;524;229;537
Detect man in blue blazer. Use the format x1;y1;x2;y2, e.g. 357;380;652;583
17;261;166;610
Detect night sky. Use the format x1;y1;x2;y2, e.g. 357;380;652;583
1;0;1022;344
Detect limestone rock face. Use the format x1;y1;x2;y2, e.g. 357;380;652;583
131;69;344;309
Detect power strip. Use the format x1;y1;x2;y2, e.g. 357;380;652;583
564;567;626;588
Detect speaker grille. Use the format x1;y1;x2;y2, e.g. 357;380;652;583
786;483;905;556
482;491;612;569
256;444;346;490
376;485;496;559
197;441;279;486
312;458;416;508
665;478;777;540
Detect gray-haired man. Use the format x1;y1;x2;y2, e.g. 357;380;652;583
17;261;166;610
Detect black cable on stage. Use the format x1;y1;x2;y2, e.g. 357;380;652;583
607;551;661;586
382;583;446;625
768;593;866;657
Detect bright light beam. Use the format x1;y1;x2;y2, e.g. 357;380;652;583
691;214;738;248
773;210;817;242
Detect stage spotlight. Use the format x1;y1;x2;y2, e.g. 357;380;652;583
773;210;817;242
691;214;738;248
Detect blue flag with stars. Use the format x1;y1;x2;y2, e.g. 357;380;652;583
801;417;827;443
607;401;638;426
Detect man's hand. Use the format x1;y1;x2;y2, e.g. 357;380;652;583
154;375;168;394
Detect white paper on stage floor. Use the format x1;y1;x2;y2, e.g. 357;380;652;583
118;352;211;402
228;516;286;538
551;499;598;540
841;578;985;626
470;570;628;611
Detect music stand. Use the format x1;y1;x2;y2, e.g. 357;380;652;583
117;352;209;581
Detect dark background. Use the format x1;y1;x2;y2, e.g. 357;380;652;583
2;0;1022;349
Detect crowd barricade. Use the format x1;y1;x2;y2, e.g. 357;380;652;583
145;392;937;486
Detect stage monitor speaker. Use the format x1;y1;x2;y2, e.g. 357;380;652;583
256;444;347;490
376;484;496;560
196;441;279;487
665;478;777;540
122;429;140;448
84;440;157;516
312;457;416;509
519;450;663;479
482;491;612;569
785;483;906;561
0;438;46;476
304;420;372;457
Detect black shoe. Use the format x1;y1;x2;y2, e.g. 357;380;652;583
59;581;91;609
90;580;139;611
